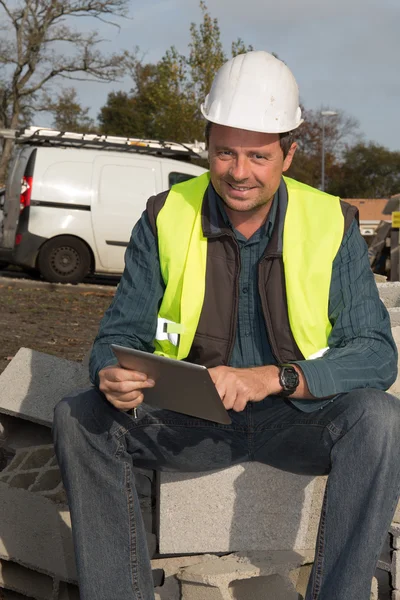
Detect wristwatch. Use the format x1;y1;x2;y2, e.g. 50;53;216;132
278;364;299;397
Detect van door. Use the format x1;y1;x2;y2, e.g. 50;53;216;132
1;146;36;249
92;156;162;272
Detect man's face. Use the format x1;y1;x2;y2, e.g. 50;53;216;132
208;124;296;214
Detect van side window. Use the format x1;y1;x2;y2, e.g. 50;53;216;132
168;172;195;188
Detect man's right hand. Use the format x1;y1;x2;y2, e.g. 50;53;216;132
98;365;155;412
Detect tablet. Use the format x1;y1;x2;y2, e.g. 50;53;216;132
111;344;232;425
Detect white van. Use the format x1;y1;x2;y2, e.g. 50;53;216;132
0;128;207;283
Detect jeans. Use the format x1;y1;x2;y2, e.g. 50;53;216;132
53;387;400;600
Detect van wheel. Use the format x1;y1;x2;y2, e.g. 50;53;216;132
38;236;91;284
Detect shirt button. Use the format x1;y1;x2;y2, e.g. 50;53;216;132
245;331;250;337
242;287;249;294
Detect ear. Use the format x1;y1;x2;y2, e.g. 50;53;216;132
283;142;297;172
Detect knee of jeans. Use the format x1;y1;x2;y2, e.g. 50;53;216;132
53;387;102;443
345;388;400;444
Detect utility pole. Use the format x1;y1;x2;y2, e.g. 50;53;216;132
320;111;337;192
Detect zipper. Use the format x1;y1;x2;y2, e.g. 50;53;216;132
258;254;284;365
225;234;241;365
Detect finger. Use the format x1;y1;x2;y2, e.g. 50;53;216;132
103;368;149;383
214;379;227;402
220;375;239;410
100;378;155;395
232;396;248;412
222;386;238;410
208;367;221;383
107;392;144;411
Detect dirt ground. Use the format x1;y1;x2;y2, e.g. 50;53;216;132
0;281;115;376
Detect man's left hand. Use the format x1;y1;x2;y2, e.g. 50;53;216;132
208;365;280;412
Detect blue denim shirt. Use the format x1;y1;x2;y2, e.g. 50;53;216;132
89;184;397;412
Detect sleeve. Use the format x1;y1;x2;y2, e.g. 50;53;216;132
294;220;398;397
89;209;165;387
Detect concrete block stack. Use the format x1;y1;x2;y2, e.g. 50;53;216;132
389;525;400;600
0;280;399;598
0;349;83;599
0;348;158;600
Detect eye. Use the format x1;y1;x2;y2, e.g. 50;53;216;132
216;150;233;160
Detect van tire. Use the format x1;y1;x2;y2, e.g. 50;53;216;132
38;236;91;284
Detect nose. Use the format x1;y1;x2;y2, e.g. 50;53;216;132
228;155;251;182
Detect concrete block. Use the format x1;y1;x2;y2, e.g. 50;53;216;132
21;446;54;470
151;554;216;600
0;449;29;473
0;348;90;427
58;582;80;600
0;559;54;600
180;582;226;600
178;553;306;600
30;467;62;493
159;463;326;554
393;550;400;590
392;524;400;549
389;308;400;327
152;555;217;600
178;555;376;600
377;282;400;308
0;414;53;450
389;327;400;398
0;445;68;505
8;472;38;489
0;590;36;600
393;502;400;525
0;448;13;473
371;576;378;600
393;592;400;600
378;559;391;572
0;482;76;582
230;575;299;600
290;563;312;599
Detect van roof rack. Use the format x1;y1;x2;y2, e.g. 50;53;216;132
2;126;206;159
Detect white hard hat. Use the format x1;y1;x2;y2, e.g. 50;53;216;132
201;51;303;134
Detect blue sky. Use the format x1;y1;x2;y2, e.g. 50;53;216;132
60;0;400;150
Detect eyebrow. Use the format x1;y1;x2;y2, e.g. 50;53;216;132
214;145;273;157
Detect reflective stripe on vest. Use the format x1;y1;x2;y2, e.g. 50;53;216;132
154;172;344;361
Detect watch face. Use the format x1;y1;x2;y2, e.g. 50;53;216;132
284;369;298;389
280;365;299;392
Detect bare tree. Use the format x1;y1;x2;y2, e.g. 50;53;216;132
0;0;130;182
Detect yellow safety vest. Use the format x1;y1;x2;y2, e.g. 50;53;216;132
155;172;344;361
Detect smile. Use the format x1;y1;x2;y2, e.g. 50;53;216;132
228;183;254;191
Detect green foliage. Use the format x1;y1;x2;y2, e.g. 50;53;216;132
328;143;400;198
188;1;226;102
98;91;137;136
44;88;96;133
98;1;253;142
231;38;254;57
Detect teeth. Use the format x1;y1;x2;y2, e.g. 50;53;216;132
231;185;250;191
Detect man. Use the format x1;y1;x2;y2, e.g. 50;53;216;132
53;51;400;600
